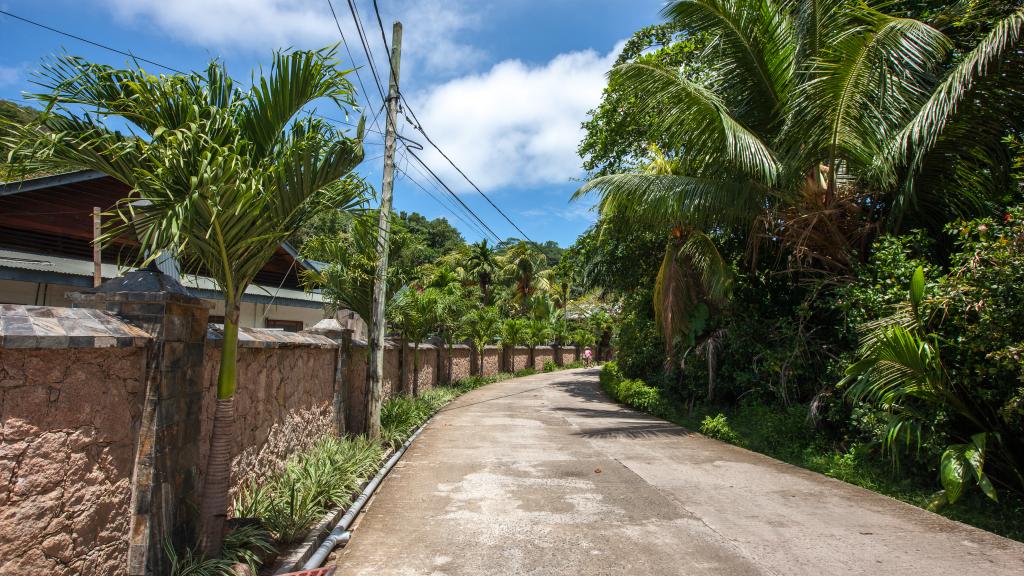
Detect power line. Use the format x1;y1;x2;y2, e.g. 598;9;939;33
324;0;387;136
370;0;533;244
396;148;493;242
405;148;503;243
327;0;505;245
0;9;186;74
344;0;388;105
395;166;490;242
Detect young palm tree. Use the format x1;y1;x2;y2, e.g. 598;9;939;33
3;49;366;555
389;287;441;396
433;284;470;384
466;239;498;305
525;319;553;369
458;306;501;375
301;210;407;324
499;318;529;372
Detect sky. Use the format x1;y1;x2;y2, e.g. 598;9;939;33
0;0;666;247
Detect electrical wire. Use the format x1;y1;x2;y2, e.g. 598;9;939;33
370;0;533;243
404;148;503;243
0;9;187;74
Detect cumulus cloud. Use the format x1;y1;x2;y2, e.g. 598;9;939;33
408;42;623;192
98;0;483;76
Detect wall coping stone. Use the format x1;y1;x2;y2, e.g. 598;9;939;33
206;324;337;349
0;304;152;348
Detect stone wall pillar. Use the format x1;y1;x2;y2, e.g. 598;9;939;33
301;320;353;436
71;267;209;576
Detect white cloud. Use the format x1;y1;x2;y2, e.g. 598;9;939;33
0;66;20;87
408;42;623;192
98;0;483;77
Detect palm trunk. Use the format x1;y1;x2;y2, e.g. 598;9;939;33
412;342;420;396
446;342;454;385
200;304;239;556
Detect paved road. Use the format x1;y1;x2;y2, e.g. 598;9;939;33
333;368;1024;575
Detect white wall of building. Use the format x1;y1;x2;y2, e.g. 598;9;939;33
0;279;330;331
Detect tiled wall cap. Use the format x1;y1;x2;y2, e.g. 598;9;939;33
0;304;152;348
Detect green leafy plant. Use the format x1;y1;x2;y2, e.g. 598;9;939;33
543;360;558;372
842;267;1006;504
699;413;740;444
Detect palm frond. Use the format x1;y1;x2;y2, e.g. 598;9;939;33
664;0;796;129
609;62;781;183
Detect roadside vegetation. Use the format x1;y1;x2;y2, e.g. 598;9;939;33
169;365;584;575
576;0;1024;541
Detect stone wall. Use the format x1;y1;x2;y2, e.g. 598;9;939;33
199;333;336;492
533;346;555;371
0;306;150;576
3;300;587;574
480;345;501;376
441;345;472;384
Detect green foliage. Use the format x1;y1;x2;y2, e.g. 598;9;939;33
599;362;664;412
301;210;409;324
543;360;558;373
513;367;537;377
232;436;383;543
699;414;740;444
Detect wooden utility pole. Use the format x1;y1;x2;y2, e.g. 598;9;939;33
92;207;102;287
367;21;402;439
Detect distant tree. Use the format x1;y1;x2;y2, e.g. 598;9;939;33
458;306;500;375
466;239;498;305
499;318;529;372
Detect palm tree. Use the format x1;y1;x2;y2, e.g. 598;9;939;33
3;49;366;554
576;0;1024;361
841;267;1021;502
525;319;552;369
389;287;440;396
458;307;500;375
301;210;406;324
501;242;551;315
499;318;529;372
466;239;498;305
433;285;470;385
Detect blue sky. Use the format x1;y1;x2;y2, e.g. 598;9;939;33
0;0;665;246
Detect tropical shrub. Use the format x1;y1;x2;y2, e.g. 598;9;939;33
543;360;558;372
699;413;740;444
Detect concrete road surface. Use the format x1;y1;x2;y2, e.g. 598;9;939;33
332;368;1024;575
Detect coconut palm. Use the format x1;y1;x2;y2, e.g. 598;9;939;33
458;306;501;375
499;318;529;372
576;0;1024;360
3;48;366;554
501;242;551;315
466;239;498;305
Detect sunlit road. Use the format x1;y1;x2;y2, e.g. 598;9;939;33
333;368;1024;575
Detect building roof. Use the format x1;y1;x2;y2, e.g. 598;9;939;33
0;170;324;309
